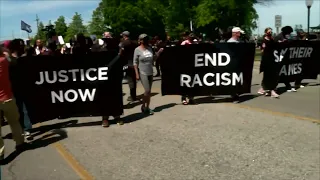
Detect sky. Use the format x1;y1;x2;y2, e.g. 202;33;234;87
0;0;319;40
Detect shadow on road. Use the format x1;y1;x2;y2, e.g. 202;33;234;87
0;129;68;165
195;94;259;104
48;103;177;128
124;103;177;123
124;92;159;109
276;86;289;95
31;120;78;137
3;120;77;140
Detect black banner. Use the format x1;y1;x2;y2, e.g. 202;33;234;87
13;51;123;123
159;43;256;96
263;40;320;83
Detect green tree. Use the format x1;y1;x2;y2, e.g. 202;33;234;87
88;2;106;37
163;0;196;38
55;16;68;37
90;0;271;40
35;21;46;42
98;0;165;39
65;12;87;41
194;0;256;37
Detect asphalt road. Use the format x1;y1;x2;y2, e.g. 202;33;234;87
1;63;319;180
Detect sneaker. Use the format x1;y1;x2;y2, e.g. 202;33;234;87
291;88;297;92
182;100;188;105
147;108;154;115
299;85;305;88
24;131;33;141
116;118;124;125
102;120;109;127
287;89;292;92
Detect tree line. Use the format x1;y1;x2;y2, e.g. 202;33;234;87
34;0;272;43
34;12;87;44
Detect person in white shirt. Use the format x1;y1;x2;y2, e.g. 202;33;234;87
227;27;245;103
227;27;244;43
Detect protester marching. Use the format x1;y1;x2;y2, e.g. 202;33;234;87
1;0;320;179
1;25;319;130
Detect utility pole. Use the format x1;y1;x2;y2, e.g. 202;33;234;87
35;14;40;38
257;20;260;36
12;30;14;39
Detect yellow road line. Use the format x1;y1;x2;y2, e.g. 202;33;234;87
225;103;320;123
31;84;317;180
35;123;94;180
53;142;94;180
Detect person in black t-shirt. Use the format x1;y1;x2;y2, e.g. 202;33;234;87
259;27;279;98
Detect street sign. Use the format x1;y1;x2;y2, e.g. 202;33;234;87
275;15;282;28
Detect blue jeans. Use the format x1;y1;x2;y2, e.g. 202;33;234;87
15;97;32;131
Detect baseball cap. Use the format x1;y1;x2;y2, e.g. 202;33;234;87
138;33;148;40
121;31;130;36
232;27;245;34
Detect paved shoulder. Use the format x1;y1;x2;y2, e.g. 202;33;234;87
51;86;319;180
1;127;78;180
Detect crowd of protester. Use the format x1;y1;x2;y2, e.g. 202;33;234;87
0;25;312;161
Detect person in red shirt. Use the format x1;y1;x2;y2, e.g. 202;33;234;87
0;46;24;160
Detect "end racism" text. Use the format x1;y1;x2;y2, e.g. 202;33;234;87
181;53;243;87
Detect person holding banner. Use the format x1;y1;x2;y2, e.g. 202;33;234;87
226;27;244;102
258;27;279;98
180;33;196;105
274;26;298;92
134;34;156;114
